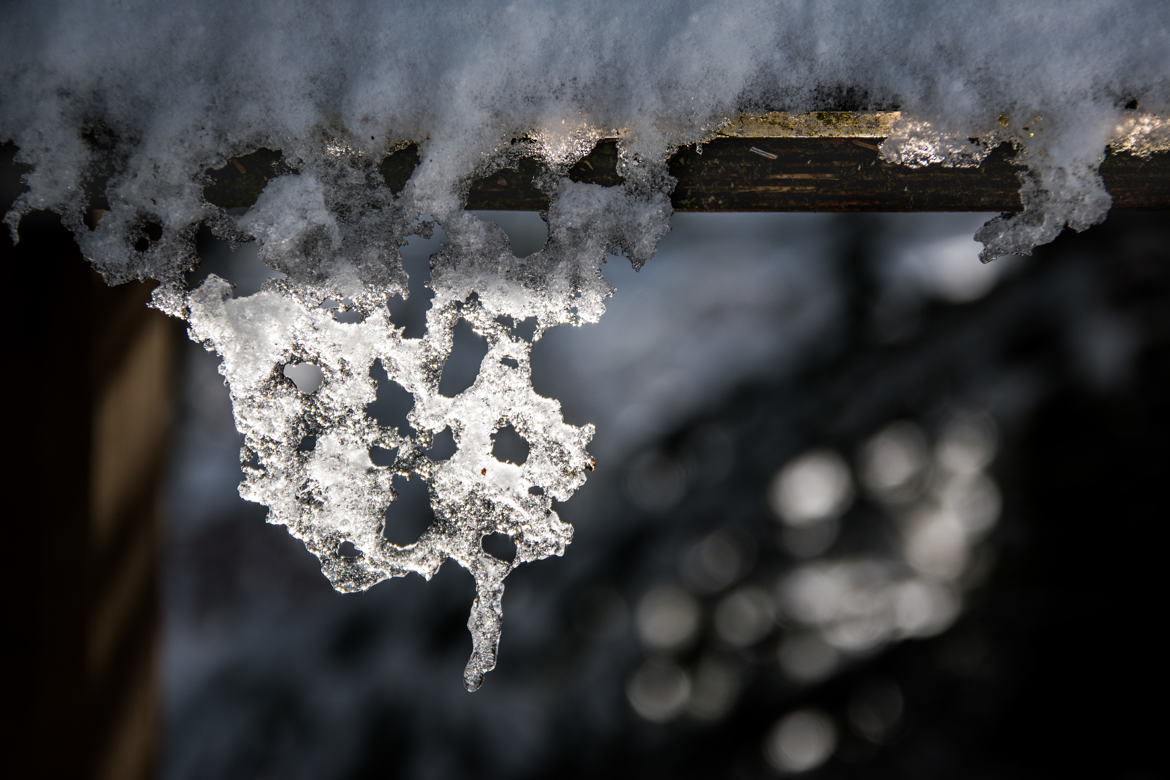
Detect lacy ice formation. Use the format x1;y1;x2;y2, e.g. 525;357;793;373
2;0;1167;688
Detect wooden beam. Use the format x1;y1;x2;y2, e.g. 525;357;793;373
666;137;1028;212
668;110;1170;211
205;113;1170;213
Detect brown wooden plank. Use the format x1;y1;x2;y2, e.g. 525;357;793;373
3;145;173;777
666;137;1029;212
470;137;1170;211
668;136;1170;212
203;134;1170;213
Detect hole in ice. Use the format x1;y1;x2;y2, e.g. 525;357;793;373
482;532;517;564
513;316;538;341
494;314;539;342
338;540;359;559
491;422;530;465
383;475;434;547
470;209;547;258
529;322;595;426
439;319;489;397
500;357;519;369
188;226;283;297
365;359;415;437
132;218;163;252
202;148;292;210
297;434;317;453
283;362;323;394
378;143;420;195
387;225;441;339
369;446;398;467
427;427;457;461
325;298;364;323
528;485;544;496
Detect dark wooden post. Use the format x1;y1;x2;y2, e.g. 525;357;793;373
3;199;174;780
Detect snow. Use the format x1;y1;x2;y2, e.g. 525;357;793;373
3;0;1167;688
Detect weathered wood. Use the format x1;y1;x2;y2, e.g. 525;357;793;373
3;215;173;780
667;137;1029;212
203;114;1170;213
3;142;173;779
463;136;1170;211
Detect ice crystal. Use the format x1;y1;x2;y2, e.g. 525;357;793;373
183;145;670;688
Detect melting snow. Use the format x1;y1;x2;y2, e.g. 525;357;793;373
2;0;1167;688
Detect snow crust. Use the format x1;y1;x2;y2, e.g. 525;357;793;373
2;0;1167;688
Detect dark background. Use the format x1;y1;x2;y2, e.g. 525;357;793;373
161;209;1169;779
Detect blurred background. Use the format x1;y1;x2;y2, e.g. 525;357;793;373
161;208;1170;779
